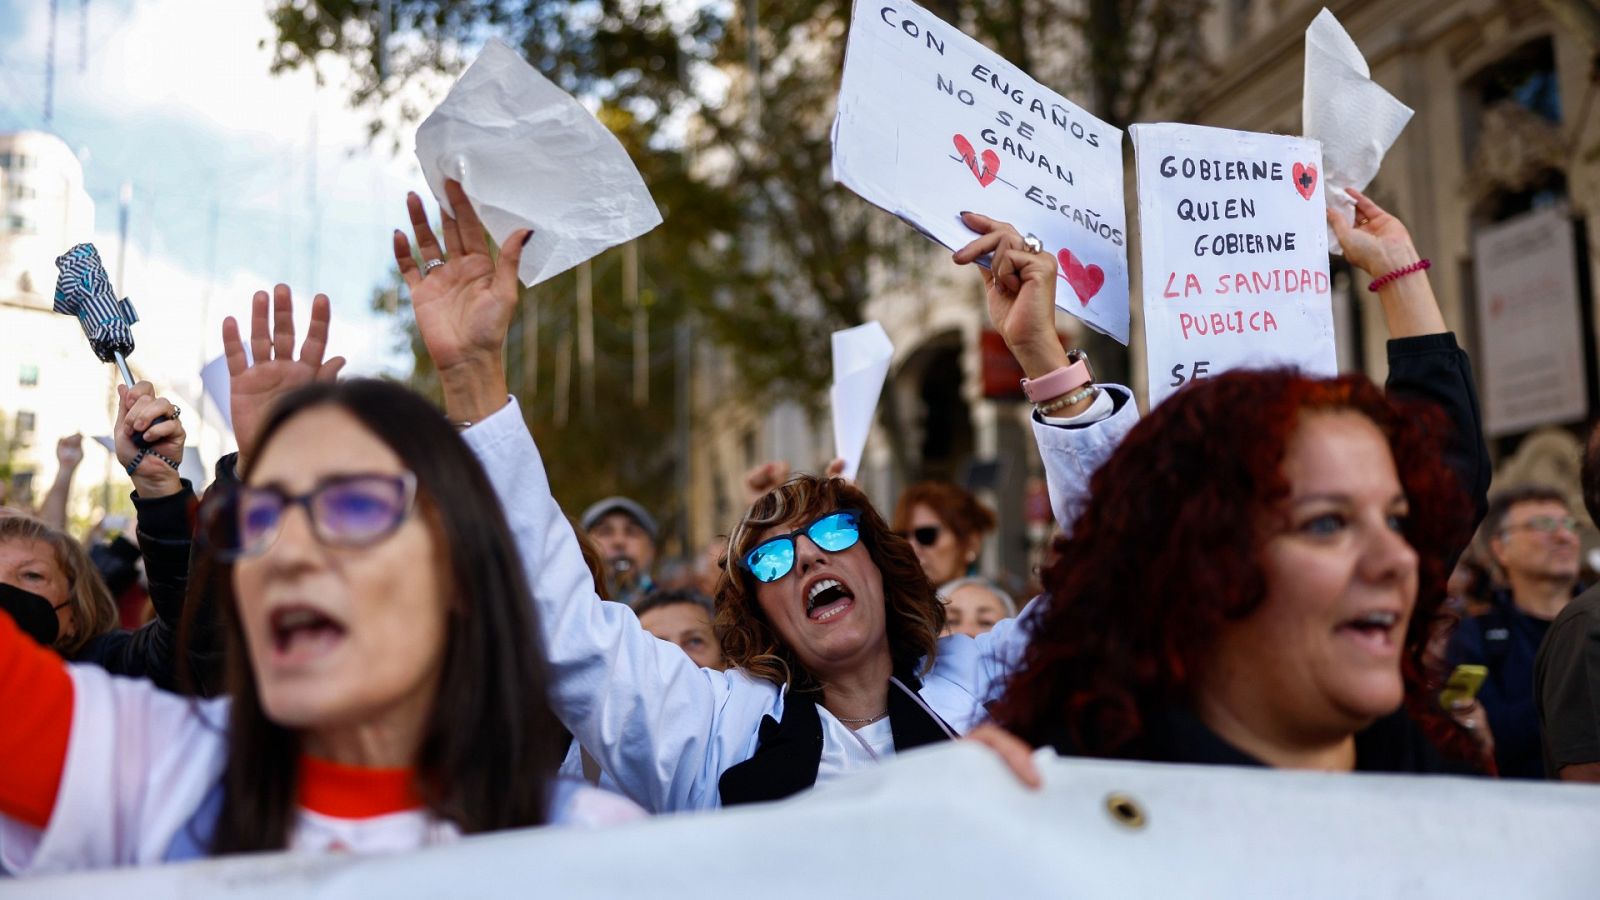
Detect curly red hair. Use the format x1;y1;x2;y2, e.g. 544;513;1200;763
989;370;1480;766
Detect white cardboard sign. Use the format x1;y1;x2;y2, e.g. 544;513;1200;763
832;0;1130;343
1131;123;1336;405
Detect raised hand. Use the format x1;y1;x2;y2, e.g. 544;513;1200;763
952;212;1069;380
55;434;84;472
743;460;792;505
116;382;185;499
223;285;347;472
1326;187;1444;337
393;179;531;423
1326;187;1419;280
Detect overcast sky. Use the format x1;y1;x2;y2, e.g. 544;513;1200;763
0;0;448;388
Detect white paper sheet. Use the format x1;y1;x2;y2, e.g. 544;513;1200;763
200;352;234;435
1132;123;1336;407
415;40;663;286
830;322;894;481
832;0;1130;342
1303;8;1413;253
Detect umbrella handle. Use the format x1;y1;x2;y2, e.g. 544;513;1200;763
114;352;171;452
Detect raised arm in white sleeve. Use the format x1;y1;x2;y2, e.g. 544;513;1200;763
461;398;781;813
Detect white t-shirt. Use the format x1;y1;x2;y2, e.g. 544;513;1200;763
815;710;897;785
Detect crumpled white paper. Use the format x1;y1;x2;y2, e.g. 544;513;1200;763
415;39;663;286
1303;8;1413;254
830;322;894;482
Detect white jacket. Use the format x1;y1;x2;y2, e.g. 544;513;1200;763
463;387;1136;813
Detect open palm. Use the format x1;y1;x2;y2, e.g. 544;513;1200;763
223;285;346;469
395;179;530;374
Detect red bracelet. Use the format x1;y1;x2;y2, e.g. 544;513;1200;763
1368;258;1431;292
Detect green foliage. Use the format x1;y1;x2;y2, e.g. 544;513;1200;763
269;0;1210;497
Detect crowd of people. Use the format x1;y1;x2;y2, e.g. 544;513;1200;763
0;165;1595;876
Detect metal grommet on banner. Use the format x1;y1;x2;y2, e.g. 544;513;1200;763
1104;791;1147;830
1023;233;1044;254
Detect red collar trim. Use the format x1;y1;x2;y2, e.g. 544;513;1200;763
297;754;424;819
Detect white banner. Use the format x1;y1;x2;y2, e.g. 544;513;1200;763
22;744;1600;898
832;0;1130;342
1132;123;1336;406
1472;207;1587;436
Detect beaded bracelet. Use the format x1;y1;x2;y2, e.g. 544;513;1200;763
126;448;181;476
1036;383;1098;416
1368;258;1431;292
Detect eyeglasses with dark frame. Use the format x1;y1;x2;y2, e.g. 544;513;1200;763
201;472;418;561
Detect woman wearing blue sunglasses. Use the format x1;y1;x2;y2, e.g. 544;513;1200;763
412;195;1140;811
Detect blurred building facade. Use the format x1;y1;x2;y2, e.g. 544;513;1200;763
1182;0;1600;550
0;130;106;518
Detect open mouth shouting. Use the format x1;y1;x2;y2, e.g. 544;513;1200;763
1334;609;1403;657
804;576;856;623
268;603;349;666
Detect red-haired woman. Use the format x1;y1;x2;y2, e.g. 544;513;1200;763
976;190;1492;776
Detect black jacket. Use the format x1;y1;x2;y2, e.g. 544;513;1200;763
1447;592;1556;779
72;482;198;691
1382;332;1492;550
72;455;234;695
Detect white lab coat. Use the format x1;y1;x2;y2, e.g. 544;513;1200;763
462;387;1136;813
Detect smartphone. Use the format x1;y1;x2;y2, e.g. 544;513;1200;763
1439;664;1487;709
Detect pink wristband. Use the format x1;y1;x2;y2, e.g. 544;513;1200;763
1368;258;1430;292
1021;355;1092;403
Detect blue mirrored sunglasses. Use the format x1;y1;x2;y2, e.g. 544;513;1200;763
741;509;863;584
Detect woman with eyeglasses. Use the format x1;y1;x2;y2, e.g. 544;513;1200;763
892;481;997;591
0;350;637;871
398;187;1139;810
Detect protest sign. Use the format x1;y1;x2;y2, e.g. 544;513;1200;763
832;0;1130;342
1131;124;1335;406
28;744;1599;899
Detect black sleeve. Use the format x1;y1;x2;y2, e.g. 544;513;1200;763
78;482;199;689
1538;606;1600;771
1384;333;1492;549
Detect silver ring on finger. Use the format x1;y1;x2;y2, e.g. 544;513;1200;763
1022;233;1044;254
423;258;446;276
170;406;181;421
1462;719;1478;730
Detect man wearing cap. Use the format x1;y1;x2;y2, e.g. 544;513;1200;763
580;497;659;607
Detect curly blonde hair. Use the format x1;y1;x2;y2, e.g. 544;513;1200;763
0;515;119;655
714;475;945;693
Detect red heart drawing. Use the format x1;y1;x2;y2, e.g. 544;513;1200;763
1057;249;1105;306
952;134;1000;187
1292;162;1318;200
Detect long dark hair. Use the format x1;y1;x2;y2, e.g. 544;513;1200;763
989;370;1480;765
201;379;565;853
